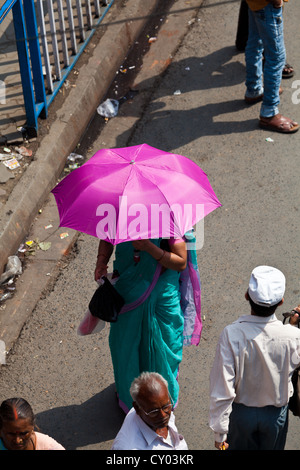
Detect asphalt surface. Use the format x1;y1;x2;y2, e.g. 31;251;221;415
0;0;300;454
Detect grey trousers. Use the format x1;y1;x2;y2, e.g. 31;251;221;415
227;402;289;450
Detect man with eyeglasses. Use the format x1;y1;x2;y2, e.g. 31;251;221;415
111;372;188;450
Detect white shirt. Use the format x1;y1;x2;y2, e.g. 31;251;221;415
209;313;300;442
111;408;188;450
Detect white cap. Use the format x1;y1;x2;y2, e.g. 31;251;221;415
248;266;285;307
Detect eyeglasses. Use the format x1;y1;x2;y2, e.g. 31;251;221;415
138;402;173;417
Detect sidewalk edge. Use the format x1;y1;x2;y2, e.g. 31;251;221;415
0;0;160;275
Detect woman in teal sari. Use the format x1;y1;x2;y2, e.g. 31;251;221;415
95;238;187;413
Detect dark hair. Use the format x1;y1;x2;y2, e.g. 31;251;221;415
0;398;35;429
248;294;282;317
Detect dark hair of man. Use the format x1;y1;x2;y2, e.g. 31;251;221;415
248;295;282;317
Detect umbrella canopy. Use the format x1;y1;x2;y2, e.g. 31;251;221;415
52;144;221;244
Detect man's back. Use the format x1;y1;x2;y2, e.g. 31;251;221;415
214;313;300;407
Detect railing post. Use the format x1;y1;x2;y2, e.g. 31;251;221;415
12;0;38;136
36;0;54;94
23;0;48;119
3;0;116;137
47;0;62;81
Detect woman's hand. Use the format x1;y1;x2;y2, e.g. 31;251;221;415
132;239;187;272
94;240;114;281
94;259;108;281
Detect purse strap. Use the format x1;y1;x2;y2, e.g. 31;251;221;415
119;263;162;314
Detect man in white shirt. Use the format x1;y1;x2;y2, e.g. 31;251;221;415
111;372;188;450
209;265;300;450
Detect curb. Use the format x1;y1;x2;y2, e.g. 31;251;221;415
0;0;160;276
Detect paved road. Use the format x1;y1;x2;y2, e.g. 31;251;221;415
0;0;299;452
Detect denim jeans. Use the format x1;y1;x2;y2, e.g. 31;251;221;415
227;402;289;450
245;4;286;117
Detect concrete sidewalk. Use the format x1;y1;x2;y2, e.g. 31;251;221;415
0;0;203;358
0;0;163;276
0;0;163;357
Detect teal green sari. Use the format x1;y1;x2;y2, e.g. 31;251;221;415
109;240;184;413
0;439;7;450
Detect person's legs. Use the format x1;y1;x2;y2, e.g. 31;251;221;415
258;404;288;450
245;8;264;101
227;403;289;450
236;0;249;51
245;4;298;132
254;4;285;118
227;403;260;450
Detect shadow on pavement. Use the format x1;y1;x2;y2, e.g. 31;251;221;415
36;383;125;450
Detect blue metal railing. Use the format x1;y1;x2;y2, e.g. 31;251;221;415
0;1;17;23
0;0;115;136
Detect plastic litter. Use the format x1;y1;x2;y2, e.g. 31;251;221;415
77;309;106;336
67;153;83;163
173;90;182;95
64;153;84;173
0;153;15;161
15;146;32;157
0;256;22;285
2;157;20;170
60;232;69;239
19;239;52;256
97;98;119;118
0;292;13;302
68;163;79;170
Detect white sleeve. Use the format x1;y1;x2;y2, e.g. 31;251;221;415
209;328;236;442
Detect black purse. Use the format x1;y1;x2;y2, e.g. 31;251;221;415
89;277;125;323
289;367;300;417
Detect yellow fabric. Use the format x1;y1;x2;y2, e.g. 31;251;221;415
246;0;288;11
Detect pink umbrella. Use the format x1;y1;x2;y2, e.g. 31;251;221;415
52;144;221;244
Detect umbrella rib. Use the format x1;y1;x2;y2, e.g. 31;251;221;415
135;165;220;205
115;166;175;240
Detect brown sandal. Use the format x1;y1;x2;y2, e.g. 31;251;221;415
282;63;294;79
259;113;299;133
